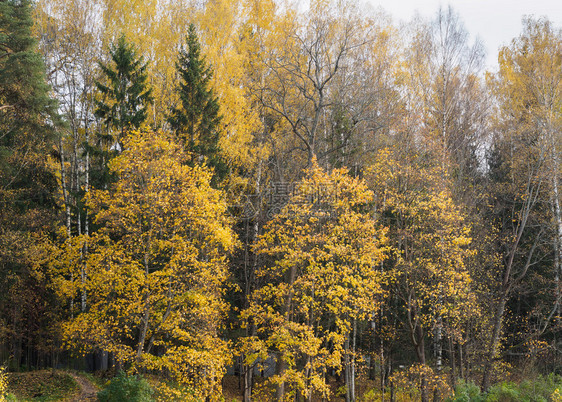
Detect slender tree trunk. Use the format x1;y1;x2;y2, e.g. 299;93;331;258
344;321;357;402
379;320;386;402
344;335;351;402
554;222;562;326
137;252;151;360
448;337;456;388
434;315;442;372
550;143;562;324
82;130;90;312
59;136;72;239
137;306;150;360
350;320;357;402
458;340;464;380
482;288;508;390
303;356;312;402
276;264;297;400
243;323;256;402
58;136;75;316
275;352;286;401
12;304;21;370
243;360;254;402
415;326;429;402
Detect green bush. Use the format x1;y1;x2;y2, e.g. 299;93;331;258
446;380;485;402
445;375;562;402
484;374;562;402
97;371;154;402
518;374;562;402
486;382;521;402
361;388;377;401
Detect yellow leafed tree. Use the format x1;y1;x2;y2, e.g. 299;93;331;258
53;128;236;399
241;163;388;401
366;148;476;402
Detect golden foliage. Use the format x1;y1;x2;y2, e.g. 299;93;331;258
389;364;451;401
367;148;477;341
241;162;388;399
54;129;236;398
0;366;7;402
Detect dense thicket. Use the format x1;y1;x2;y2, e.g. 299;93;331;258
0;0;560;400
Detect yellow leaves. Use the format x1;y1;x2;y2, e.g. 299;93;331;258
243;163;389;395
195;0;262;169
56;128;235;395
237;335;268;368
366;147;477;337
389;364;452;401
153;343;231;401
0;365;7;401
261;322;332;398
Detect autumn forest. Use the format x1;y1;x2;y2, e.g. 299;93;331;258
1;0;562;400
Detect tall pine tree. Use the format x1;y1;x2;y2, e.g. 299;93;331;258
95;35;152;141
0;0;59;205
93;35;152;188
168;24;228;185
0;0;61;369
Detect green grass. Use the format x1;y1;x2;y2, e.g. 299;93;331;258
7;370;79;401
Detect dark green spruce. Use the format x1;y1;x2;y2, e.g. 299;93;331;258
92;35;152;188
168;23;228;186
0;0;59;208
95;35;152;139
0;0;61;371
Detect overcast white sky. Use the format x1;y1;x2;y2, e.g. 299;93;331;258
368;0;562;70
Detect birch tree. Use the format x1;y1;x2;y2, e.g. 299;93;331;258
482;16;561;389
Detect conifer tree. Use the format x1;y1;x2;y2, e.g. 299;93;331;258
95;35;152;140
0;0;59;199
168;23;228;185
93;35;152;188
0;0;60;369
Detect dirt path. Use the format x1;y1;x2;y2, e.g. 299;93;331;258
69;373;98;401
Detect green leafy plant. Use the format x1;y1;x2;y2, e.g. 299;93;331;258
97;371;154;402
445;380;484;402
518;374;562;401
486;382;521;402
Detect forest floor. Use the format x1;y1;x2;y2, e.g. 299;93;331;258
7;370;78;401
6;370;99;401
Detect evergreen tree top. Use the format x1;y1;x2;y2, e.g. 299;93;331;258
0;0;59;140
0;0;59;211
168;23;228;186
95;35;152;137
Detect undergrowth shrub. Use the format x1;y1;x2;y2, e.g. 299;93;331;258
446;380;484;402
97;371;154;402
446;374;562;402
